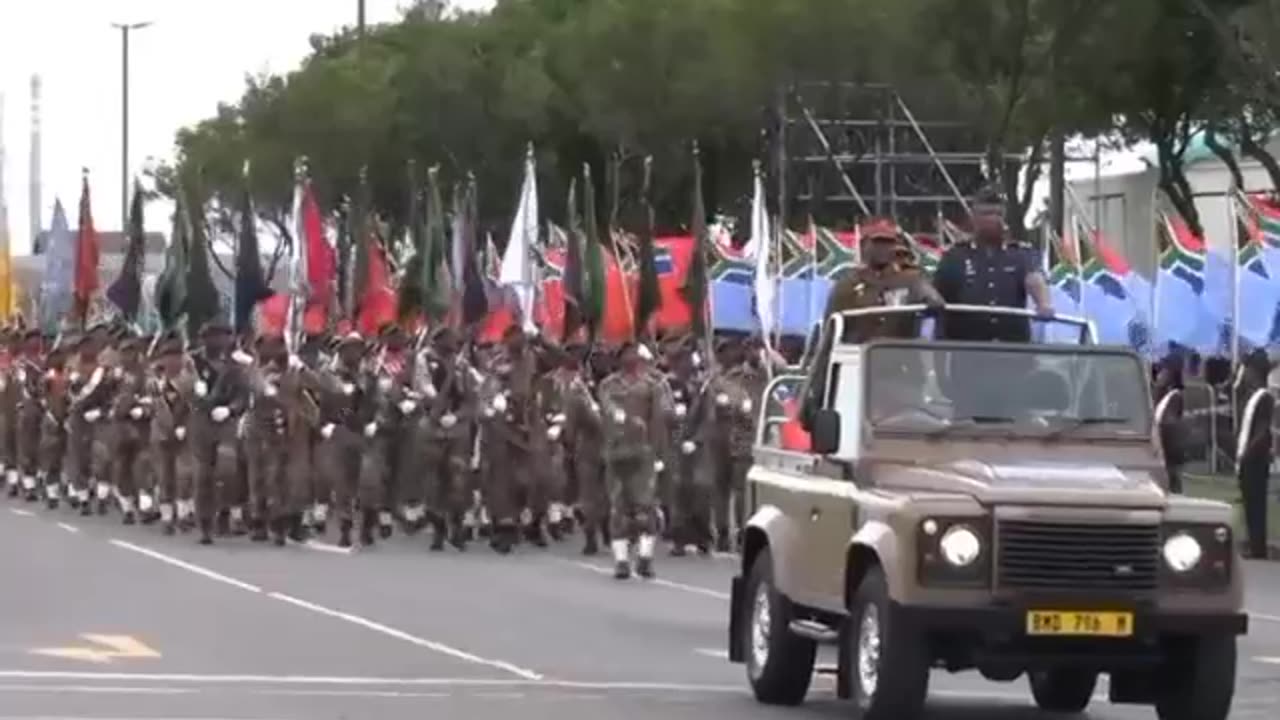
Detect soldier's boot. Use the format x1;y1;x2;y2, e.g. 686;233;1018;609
448;515;468;551
581;525;599;556
287;514;307;543
138;492;157;524
490;522;515;555
45;482;60;510
22;474;38;502
611;539;632;579
715;528;731;554
95;481;111;515
429;515;447;552
271;517;288;547
229;507;248;536
312;503;329;535
250;518;270;543
378;510;394;540
79;494;93;517
159;504;175;536
669;525;688;557
524;514;548;548
198;518;215;546
5;469;19;498
546;502;566;542
215;509;231;536
636;534;656;579
337;519;354;548
359;510;378;547
120;497;137;526
401;504;424;536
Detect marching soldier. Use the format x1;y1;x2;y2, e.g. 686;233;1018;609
150;333;192;535
108;333;153;525
11;329;45;502
559;341;606;556
38;335;72;509
187;320;252;544
663;337;711;555
66;325;114;516
598;341;670;579
479;326;539;554
1;329;18;497
416;327;476;550
316;331;367;548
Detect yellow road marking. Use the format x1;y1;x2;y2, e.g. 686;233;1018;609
29;635;160;664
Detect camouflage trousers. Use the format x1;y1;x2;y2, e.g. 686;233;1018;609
670;449;714;546
606;456;658;539
712;453;751;536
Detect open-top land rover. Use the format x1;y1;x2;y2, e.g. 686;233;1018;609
727;305;1247;720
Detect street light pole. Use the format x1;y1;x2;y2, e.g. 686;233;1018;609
112;21;152;232
357;0;366;35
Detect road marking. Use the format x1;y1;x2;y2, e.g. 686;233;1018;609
267;591;543;681
8;508;33;517
108;540;263;594
694;648;728;659
0;683;190;694
567;561;731;600
298;539;353;555
0;671;744;693
57;522;79;534
29;635;161;665
1250;611;1280;623
1255;656;1280;664
252;688;450;699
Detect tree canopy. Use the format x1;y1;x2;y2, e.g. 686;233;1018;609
153;0;1280;247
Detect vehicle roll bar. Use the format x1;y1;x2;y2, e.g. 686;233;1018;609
826;304;1096;348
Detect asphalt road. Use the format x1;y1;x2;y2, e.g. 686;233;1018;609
1;497;1278;720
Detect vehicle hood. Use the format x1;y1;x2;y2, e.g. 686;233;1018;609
877;459;1167;508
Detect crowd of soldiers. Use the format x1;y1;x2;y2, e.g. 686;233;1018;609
0;319;772;579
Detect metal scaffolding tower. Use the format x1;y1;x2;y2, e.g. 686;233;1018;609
775;82;1025;236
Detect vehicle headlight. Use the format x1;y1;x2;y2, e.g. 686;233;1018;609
1162;532;1203;573
939;525;982;567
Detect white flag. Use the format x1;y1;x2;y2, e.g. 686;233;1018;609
500;146;540;332
750;164;775;343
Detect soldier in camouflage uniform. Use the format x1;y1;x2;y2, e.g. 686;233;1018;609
66;325;114;516
315;332;367;548
663;337;712;555
478;327;539;554
187;321;253;544
707;338;768;552
556;341;605;555
1;329;19;497
108;334;153;525
10;329;45;502
150;334;192;534
415;328;476;550
598;341;670;579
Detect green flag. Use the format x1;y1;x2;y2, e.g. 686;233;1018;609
581;163;606;334
422;166;452;322
154;193;189;330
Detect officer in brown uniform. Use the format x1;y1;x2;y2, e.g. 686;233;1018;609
38;334;72;509
66;324;114;516
802;218;943;428
480;326;539;554
559;341;607;556
1;328;19;497
417;327;477;550
187;320;252;545
11;329;44;502
663;336;711;556
108;333;152;525
316;331;367;548
598;341;670;579
150;333;191;534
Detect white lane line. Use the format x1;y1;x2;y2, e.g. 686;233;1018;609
267;591;542;681
1255;656;1280;664
567;561;730;600
0;683;192;695
108;540;263;594
8;508;33;517
694;648;729;659
252;688;450;699
56;522;79;534
1250;611;1280;623
0;671;743;693
299;539;353;555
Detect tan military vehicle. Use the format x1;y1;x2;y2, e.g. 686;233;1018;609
728;305;1247;720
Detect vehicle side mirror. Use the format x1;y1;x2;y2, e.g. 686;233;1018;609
811;408;841;455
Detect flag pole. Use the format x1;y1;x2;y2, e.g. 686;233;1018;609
1228;191;1241;367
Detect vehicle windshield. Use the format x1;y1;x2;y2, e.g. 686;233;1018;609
864;343;1150;437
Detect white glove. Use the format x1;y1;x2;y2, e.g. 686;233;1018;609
129;406;144;420
211;406;231;423
681;440;696;455
341;382;355;396
264;383;278;398
398;399;416;414
70;372;81;384
377;377;393;392
320;423;335;439
112;366;124;379
740;398;753;414
674;402;687;418
483;406;496;418
654;460;665;473
83;408;102;423
232;350;253;366
423;384;438;399
364;421;378;438
551;413;567;425
17;369;27;383
174;426;186;440
288;354;303;370
546;425;562;441
715;392;729;406
611;408;626;424
195;380;208;398
440;413;457;428
492;394;508;413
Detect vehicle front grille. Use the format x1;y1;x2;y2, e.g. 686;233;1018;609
996;520;1160;592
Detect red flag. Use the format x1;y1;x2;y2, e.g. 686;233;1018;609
74;173;100;321
301;183;336;308
357;238;397;336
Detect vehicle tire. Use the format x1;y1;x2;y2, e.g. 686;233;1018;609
1155;636;1237;720
846;566;930;720
742;547;816;705
1028;669;1097;713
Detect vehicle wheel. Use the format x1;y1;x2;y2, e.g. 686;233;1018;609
1028;669;1097;713
846;567;930;720
742;547;816;705
1155;636;1236;720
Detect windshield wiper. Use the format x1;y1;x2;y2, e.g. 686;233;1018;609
924;415;1017;438
1041;416;1129;440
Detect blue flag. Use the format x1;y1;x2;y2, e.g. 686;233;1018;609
39;199;75;331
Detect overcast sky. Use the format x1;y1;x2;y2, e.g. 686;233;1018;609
0;0;494;254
